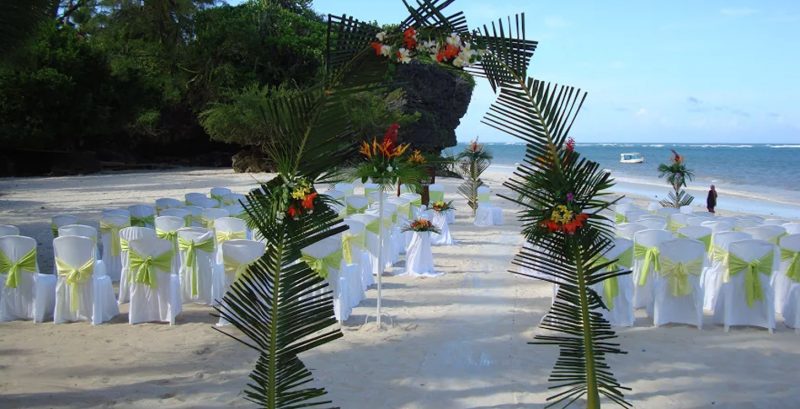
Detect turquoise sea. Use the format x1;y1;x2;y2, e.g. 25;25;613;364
444;143;800;218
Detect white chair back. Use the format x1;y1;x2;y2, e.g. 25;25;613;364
53;235;95;269
659;238;705;264
679;205;695;214
52;215;78;236
345;196;369;214
669;213;690;227
712;231;750;249
677;225;712;241
734;218;759;231
334;183;355;196
780;234;800;252
155;216;185;233
302;235;341;259
686;216;713;226
215;217;247;233
728;239;776;267
223;204;246;219
155;198;183;214
0;225;20;237
102;209;130;219
363;182;379;196
763;218;788;226
222;239;265;266
210;187;232;198
625;209;648;222
184;205;204;227
633;229;674;249
605;237;633;266
781;223;800;235
160;208;191;226
128;236;173;261
638;219;667;231
58;224;98;243
743;225;787;244
128;205;156;227
326;190;345;201
344;218;366;237
193;197;218;209
656;207;679;218
0;235;38;272
185;192;208;206
202;208;229;227
702;220;734;233
616;223;646;240
646;202;659;212
428;183;445;202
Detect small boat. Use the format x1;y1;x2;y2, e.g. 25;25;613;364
620;152;644;164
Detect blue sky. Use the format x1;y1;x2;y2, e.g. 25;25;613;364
245;1;800;143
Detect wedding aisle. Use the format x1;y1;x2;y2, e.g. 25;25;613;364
2;169;800;408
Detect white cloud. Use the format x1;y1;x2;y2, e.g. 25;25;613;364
720;7;758;17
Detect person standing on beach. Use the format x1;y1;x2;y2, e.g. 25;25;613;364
707;185;717;213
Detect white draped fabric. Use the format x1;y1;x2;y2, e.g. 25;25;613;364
177;228;216;305
302;236;352;321
127;237;182;325
118;226;157;304
0;235;54;322
216;239;265;326
591;238;635;327
702;231;751;311
431;210;454;246
632;229;673;312
774;234;800;313
652;239;705;328
100;214;130;281
53;236;118;325
405;232;440;277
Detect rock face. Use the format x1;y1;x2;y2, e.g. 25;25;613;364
231;147;274;173
395;63;475;154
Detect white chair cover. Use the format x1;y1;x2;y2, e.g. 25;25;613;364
184;205;205;227
591;238;634;327
702;231;751;311
214;217;248;264
474;186;503;226
363;183;379;202
428;183;445;202
340;220;366;306
350;214;383;277
155;216;185;273
184;192;208;206
195;197;220;209
763;218;788;226
334;182;355;197
668;213;690;232
160;208;191;227
100;214;130;281
431;210;454;246
400;192;423;219
0;235;52;322
155;198;184;214
51;214;78;238
615;223;646;240
653;239;705;328
625;210;648;223
201;208;229;230
210;187;232;206
118;226;157;304
53;236;118;324
177;228;216;304
102;208;130;219
679;205;695;214
216;239;265;325
632;229;674;311
743;225;787;245
782;223;800;235
775;234;800;315
647;202;660;212
702;220;734;234
127;236;182;325
302;235;353;321
405;231;440;277
366;204;400;265
223;193;247;207
713;239;777;331
677;225;712;250
686;216;713;227
58;224;103;265
0;225;20;237
638;218;668;230
343;217;374;291
734;218;760;231
128;205;156;228
656;207;679;218
344;195;369;216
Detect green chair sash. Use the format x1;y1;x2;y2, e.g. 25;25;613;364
0;248;37;289
190;214;204;226
128;249;173;289
710;244;729;265
678;233;712;252
429;191;444;202
391;212;398;224
216;230;246;245
130;214;155;227
781;248;800;283
301;249;342;279
342;231;366;265
767;233;787;246
55;257;95;313
182;215;192;227
411;198;422;206
100;220;130;257
477;193;490;203
51;223;59;238
156;229;178;242
667;220;685;232
615;214;627;224
727;252;774;308
120;238;130;254
223;254;255;281
345;204;367;215
659;257;703;297
593;247;633;310
210;193;226;207
634;243;660;286
365;220;381;235
177;237;215;297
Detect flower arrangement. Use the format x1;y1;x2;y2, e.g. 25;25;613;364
657;149;695;208
286;178;319;220
540;193;590;235
356;123;424;186
402;218;441;234
430;200;455;213
408;149;426;165
370;27;482;67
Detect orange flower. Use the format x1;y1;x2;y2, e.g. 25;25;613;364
436;51;445;62
444;44;459;59
359;140;373;159
302;192;317;210
403;27;417;49
408;149;426;164
287;205;299;218
370;42;383;56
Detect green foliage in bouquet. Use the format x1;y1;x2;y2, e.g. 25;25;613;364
456;139;492;214
657;149;695;208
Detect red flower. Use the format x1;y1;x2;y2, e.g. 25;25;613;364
436;51;445;62
370;42;383;56
403;27;417;49
287;205;300;218
383;123;400;146
566;137;575;153
444;44;459;60
301;192;317;210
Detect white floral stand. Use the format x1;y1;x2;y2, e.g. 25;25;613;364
405;231;441;277
431;210;454;246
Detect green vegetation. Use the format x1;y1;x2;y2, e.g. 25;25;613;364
658;149;695;207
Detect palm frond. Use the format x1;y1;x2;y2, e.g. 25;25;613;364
468;14;538;92
400;0;469;33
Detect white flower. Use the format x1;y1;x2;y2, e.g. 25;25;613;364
446;33;461;47
421;39;438;53
387;165;394;172
380;44;392;57
396;47;412;64
376;31;387;41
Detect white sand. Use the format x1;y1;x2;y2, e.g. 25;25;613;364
0;168;798;408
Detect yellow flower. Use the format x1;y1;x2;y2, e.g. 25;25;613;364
408;149;426;164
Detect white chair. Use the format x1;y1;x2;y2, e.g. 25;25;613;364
632;229;674;311
184;192;208;206
155;216;185;273
100;214;130;281
702;220;734;234
334;182;355;197
0;235;51;322
614;203;633;224
102;208;130;219
657;207;679;218
214;217;248;263
625;210;649;224
223;193;247;207
734;218;759;231
400;192;423;218
126;236;181;325
195;197;220;209
210;187;232;207
58;224;102;262
646;202;660;212
216;239;265;325
713;239;777;332
686;216;713;227
679;205;695;215
177;227;216;305
0;225;20;237
343;218;374;291
118;226;157;304
668;213;690;232
774;234;800;315
779;234;800;332
428;183;445;205
301;235;353;321
763;218;788;226
782;223;800;235
128;204;156;228
743;225;787;245
350;213;383;277
653;239;705;328
184;205;205;227
344;195;369;216
592;238;635;327
677;225;712;252
615;223;646;240
155;198;184;214
363;182;379;201
53;235;118;324
51;214;78;238
201;208;229;230
474;186;503;226
160;208;191;227
223;204;247;220
638;218;668;231
703;231;751;311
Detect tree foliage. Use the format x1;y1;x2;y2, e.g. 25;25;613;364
456;140;492;213
657;149;695;208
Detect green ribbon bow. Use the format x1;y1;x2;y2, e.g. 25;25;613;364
183;215;192;227
156;229;178;242
51;223;59;238
210;193;226;207
634;243;661;286
366;219;381;235
216;230;246;245
767;233;787;246
345;204;366;215
411;198;422;207
178;237;215;297
667;220;685;232
100;220;130;257
781;248;800;283
342;231;364;265
130;214;155;227
678;233;712;252
55;257;95;313
727;252;774;308
615;214;628;224
593;247;633;310
223;254;256;281
710;244;729;265
659;257;703;297
429;191;444;202
301;249;342;279
0;248;37;289
128;249;173;289
477;193;490;203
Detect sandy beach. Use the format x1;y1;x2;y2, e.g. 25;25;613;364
1;168;799;408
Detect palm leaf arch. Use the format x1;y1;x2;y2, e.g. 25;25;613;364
216;0;630;408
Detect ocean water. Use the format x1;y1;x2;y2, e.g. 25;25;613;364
444;143;800;218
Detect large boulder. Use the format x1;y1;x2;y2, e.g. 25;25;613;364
395;63;475;154
232;147;274;173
